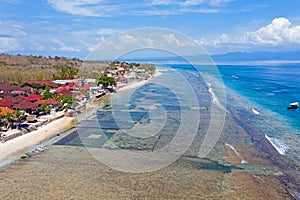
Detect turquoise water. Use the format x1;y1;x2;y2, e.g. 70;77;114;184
168;64;300;129
166;64;300;164
218;65;300;130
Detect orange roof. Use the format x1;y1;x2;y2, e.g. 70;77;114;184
0;107;14;115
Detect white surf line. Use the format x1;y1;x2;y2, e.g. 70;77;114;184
225;143;248;164
206;82;227;112
265;135;289;155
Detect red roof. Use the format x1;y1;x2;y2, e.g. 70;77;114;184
3;95;24;103
83;83;89;90
20;86;33;91
0;83;21;91
0;100;14;107
55;87;73;95
36;99;59;105
24;94;42;101
13;100;38;109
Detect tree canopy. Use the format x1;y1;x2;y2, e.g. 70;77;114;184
97;74;116;89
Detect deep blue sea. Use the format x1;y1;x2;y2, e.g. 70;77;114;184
218;64;300;128
165;63;300;164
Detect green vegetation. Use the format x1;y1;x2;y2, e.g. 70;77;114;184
42;86;53;100
37;104;51;114
0;110;26;131
190;159;243;174
0;54;82;84
138;63;156;70
97;74;116;89
53;66;79;80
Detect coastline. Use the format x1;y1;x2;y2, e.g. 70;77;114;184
0;70;161;164
0;68;299;199
116;71;162;93
0;116;74;165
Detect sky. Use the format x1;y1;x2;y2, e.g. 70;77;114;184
1;0;300;59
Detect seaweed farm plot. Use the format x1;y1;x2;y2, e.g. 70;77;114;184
78;110;149;130
54;128;115;148
55;110;150;148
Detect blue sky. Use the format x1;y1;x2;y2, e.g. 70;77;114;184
1;0;300;59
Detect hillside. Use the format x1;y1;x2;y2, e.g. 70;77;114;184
0;54;83;83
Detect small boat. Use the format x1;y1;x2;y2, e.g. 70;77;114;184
232;75;239;79
287;102;299;109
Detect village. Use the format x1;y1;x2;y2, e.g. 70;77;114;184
0;59;156;143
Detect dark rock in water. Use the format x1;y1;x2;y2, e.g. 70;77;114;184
20;155;29;160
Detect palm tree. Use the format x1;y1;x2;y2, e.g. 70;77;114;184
2;113;14;130
13;109;26;123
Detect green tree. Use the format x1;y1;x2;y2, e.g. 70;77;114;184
42;86;52;99
38;104;51;114
53;66;79;80
13;109;26;123
97;74;116;89
2;113;14;130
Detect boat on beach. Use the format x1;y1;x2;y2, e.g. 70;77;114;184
287;102;299;109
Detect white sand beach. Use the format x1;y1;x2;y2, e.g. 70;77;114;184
0;116;74;162
117;71;162;92
0;71;162;163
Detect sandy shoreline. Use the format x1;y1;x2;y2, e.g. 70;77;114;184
0;71;161;164
0;117;74;163
0;69;299;199
116;71;162;92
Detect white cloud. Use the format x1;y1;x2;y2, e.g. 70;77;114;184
181;0;205;7
199;17;300;51
86;28;203;60
96;28;121;35
211;33;230;46
51;39;80;52
209;0;234;6
0;20;26;38
0;37;20;51
180;8;218;13
285;26;300;43
0;0;21;4
47;0;230;16
47;0;110;17
244;17;291;45
0;20;25;52
150;0;173;6
181;0;234;7
143;38;154;46
30;41;45;51
119;34;138;43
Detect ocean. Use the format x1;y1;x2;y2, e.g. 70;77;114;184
0;63;299;199
165;63;300;165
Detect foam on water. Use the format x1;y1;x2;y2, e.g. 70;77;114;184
166;64;300;165
225;143;248;164
251;108;260;115
265;135;290;155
